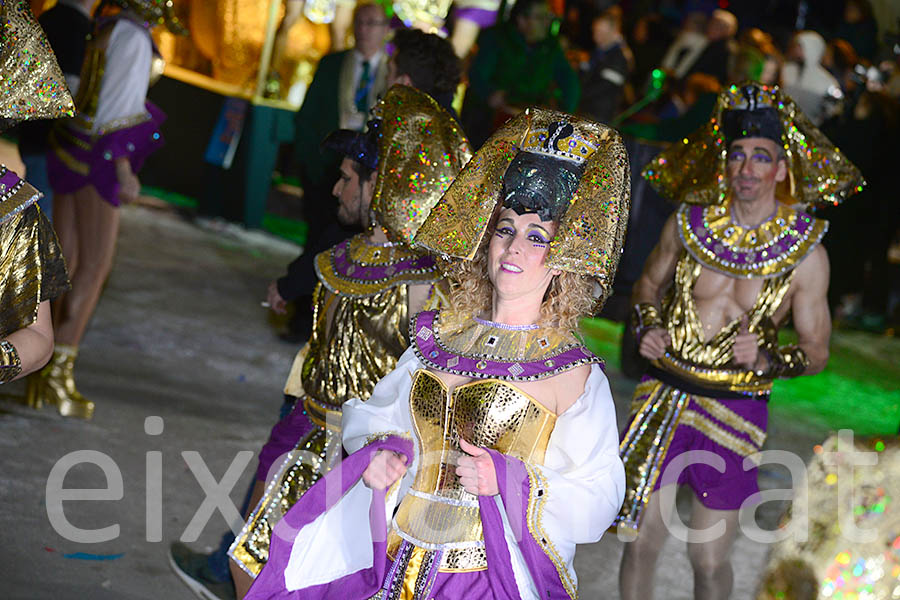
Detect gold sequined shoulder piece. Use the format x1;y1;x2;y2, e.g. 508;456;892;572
0;1;75;122
677;199;828;278
0;167;41;224
314;233;442;298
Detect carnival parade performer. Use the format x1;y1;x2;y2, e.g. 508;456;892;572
28;0;185;419
218;85;471;598
0;2;74;391
617;83;865;600
245;108;630;599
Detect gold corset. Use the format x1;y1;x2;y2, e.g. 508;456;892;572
388;369;556;571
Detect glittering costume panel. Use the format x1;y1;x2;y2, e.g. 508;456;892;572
642;83;865;208
0;1;75;124
678;199;828;279
46;18;165;206
412;309;602;381
370;85;472;247
759;435;900;599
232;238;442;577
0;169;70;338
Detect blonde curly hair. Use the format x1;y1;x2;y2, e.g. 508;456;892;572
444;211;596;332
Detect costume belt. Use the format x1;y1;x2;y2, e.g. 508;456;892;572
303;396;342;431
645;364;770;401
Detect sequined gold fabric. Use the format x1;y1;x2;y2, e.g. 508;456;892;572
371;85;472;247
643;83;865;208
0;1;74;124
0;183;70;338
656;251;793;392
301;280;410;409
759;435;900;599
433;309;582;365
231;417;338;576
392;0;453;30
414;108;631;302
389;369;556;571
678;199;828;279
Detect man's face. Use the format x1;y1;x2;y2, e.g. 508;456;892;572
726;137;787;204
516;3;554;44
353;5;389;56
332;158;374;226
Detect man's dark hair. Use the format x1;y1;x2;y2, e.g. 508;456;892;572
509;0;546;23
391;29;461;110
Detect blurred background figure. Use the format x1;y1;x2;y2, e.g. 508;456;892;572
14;0;95;220
782;30;843;125
579;5;633;124
461;0;579;147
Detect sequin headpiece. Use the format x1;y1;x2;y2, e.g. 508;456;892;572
0;1;75;131
414;108;631;300
111;0;188;35
369;84;471;246
321;128;379;171
643;83;864;208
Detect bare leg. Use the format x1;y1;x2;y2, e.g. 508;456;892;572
686;496;741;600
620;487;673;600
271;0;305;73
55;185;120;347
230;480;266;599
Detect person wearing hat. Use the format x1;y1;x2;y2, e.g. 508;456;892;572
617;83;864;600
0;2;74;396
243;108;630;599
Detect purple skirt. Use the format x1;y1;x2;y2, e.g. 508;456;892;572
47;102;165;207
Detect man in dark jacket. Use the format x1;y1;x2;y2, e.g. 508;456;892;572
579;6;631;124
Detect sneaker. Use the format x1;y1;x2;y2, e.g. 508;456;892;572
168;542;236;600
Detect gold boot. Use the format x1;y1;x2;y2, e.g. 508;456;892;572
36;345;94;419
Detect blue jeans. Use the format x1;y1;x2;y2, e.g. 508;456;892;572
21;152;53;221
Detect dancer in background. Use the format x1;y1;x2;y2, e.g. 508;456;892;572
31;0;185;419
617;83;864;600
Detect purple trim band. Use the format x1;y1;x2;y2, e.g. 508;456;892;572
685;204;816;270
413;311;602;381
453;6;499;27
483;449;573;599
330;238;438;283
246;435;414;600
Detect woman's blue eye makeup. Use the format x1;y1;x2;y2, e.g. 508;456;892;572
495;226;514;238
727;151;745;162
529;231;549;246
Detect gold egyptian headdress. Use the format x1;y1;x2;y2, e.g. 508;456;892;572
370;84;472;246
643;83;864;208
414;107;630;304
0;1;75;130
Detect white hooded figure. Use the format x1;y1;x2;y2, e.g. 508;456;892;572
782;31;843;125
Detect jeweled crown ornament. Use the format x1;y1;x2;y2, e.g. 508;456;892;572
520;121;599;164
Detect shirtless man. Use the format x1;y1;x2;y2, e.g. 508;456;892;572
616;83;863;599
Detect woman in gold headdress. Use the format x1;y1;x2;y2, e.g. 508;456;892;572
244;108;631;599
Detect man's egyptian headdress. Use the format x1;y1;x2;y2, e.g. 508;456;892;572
369;84;472;246
643;83;864;208
0;1;75;131
414;108;631;305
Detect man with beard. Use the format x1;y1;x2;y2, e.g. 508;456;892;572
616;83;863;600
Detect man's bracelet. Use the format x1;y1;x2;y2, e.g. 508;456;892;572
633;303;664;342
0;340;22;384
758;345;809;379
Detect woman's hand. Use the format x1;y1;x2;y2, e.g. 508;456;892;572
456;438;498;496
362;450;408;490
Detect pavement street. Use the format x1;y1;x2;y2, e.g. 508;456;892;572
0;205;833;600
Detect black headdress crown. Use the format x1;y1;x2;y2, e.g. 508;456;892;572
721;85;783;145
321;125;379;171
501;121;587;222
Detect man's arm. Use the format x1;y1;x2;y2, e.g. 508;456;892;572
3;301;54;381
632;214;682;360
787;244;831;375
